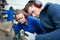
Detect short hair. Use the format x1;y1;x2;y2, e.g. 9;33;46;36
9;6;14;10
15;9;28;19
24;1;34;13
15;9;25;16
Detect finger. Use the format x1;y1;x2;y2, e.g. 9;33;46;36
25;36;30;40
24;32;28;36
25;31;32;35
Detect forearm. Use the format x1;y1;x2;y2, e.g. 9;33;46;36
35;29;60;40
2;11;8;14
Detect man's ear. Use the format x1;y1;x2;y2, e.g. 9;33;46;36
14;16;18;22
24;13;28;19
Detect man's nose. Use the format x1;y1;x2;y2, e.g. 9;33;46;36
32;13;36;17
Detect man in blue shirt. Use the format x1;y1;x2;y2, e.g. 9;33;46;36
13;10;45;35
2;6;15;22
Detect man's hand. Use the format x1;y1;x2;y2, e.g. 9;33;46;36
24;31;36;40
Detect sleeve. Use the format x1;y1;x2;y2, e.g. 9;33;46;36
13;23;21;35
33;18;46;34
35;4;60;40
2;11;9;14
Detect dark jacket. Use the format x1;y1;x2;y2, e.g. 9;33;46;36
36;3;60;40
13;16;46;35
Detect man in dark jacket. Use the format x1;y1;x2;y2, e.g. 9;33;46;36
24;0;60;40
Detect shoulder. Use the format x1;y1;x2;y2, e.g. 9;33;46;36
44;2;60;11
28;16;40;22
8;10;14;12
48;3;60;16
46;3;60;12
43;3;60;15
28;16;39;20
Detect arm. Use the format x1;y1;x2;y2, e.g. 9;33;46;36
13;23;21;35
36;4;60;40
2;11;9;14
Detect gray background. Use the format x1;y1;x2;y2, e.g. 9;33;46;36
5;0;60;10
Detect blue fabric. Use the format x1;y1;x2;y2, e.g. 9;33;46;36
13;16;46;34
2;10;15;22
36;3;60;40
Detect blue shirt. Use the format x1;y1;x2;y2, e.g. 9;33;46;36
13;16;46;34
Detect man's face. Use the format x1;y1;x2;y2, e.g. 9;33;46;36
16;13;26;24
28;6;40;18
28;6;34;15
